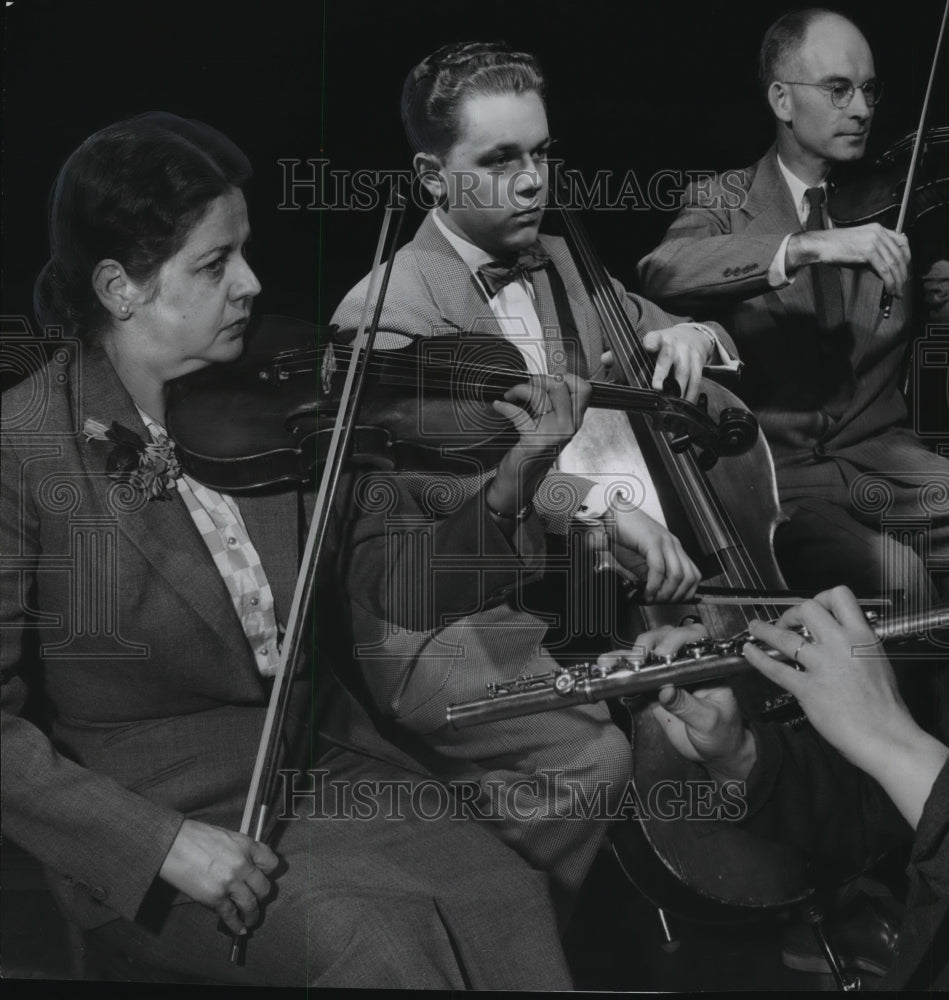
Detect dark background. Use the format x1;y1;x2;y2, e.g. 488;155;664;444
2;0;946;334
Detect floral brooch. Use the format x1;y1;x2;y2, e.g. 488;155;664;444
83;418;182;501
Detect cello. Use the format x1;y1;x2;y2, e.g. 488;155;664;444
550;173;818;916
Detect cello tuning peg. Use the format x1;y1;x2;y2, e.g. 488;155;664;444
697;393;708;413
669;433;692;453
717;407;758;455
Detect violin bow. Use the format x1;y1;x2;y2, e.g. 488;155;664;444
881;0;949;317
228;195;407;964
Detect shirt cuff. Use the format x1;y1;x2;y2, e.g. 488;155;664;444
692;323;741;372
767;235;794;288
573;480;642;523
574;481;610;523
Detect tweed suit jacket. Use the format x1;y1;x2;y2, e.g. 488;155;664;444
328;213;739;731
637;146;917;493
0;339;456;931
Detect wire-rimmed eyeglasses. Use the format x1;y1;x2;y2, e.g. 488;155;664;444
781;78;884;109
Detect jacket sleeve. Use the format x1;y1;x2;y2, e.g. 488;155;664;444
911;759;949;901
335;467;546;634
326;466;552;726
1;434;184;924
637;180;791;311
738;721;911;878
616;275;740;363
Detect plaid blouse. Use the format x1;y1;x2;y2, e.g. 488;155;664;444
140;411;281;676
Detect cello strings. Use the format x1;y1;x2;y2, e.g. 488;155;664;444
557;202;780;630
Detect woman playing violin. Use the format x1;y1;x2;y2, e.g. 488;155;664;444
0;111;580;988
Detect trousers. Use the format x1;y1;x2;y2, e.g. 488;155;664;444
89;748;573;989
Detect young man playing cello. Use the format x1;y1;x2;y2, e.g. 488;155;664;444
330;40;739;919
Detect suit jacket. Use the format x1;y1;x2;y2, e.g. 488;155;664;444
0;339;439;930
332;211;738;533
327;214;744;732
638;147;914;493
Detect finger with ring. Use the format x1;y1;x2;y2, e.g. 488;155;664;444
792;636;810;666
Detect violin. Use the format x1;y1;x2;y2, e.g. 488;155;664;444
829;125;948;229
831;0;948;317
167;313;758;492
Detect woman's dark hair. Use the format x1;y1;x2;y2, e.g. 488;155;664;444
34;111;252;339
401;41;545;157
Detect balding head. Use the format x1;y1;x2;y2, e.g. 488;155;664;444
760;9;869;95
763;9;876;180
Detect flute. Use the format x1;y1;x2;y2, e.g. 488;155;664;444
446;605;949;729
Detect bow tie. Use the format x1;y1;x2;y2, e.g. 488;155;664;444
476;243;551;298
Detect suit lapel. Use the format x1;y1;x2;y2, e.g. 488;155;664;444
75;347;258;677
528;267;567;374
532;240;597;376
412;214;505;338
742;147;802;237
745;150;897;365
846;255;900;367
743;148;824;325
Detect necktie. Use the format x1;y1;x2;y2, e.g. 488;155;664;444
477;243;551;298
804;186;845;332
805;186;852;420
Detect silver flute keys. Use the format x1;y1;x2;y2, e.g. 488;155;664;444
446;606;949;729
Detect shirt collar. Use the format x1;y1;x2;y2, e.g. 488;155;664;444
431;209;495;275
135;404;166;439
431;209;539;303
776;155;828;228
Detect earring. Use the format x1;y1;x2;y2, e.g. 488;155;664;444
120;305;128;314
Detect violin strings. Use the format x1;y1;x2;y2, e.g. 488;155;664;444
324;345;679;419
326;343;532;385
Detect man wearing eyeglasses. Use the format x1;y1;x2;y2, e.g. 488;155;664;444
639;8;949;609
